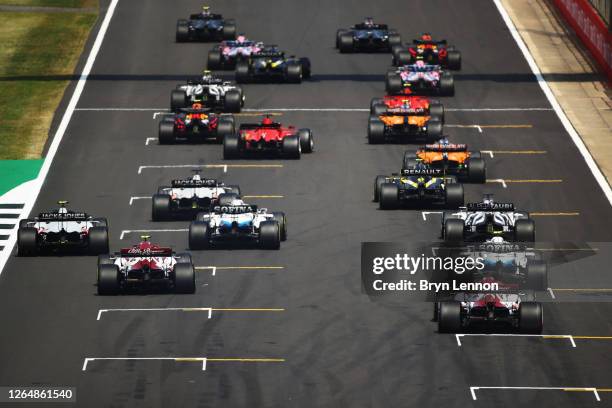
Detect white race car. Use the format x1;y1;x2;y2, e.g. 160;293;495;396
188;198;286;249
170;71;244;113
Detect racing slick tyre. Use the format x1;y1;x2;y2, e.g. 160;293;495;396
222;21;236;40
429;101;445;122
335;29;347;49
235;61;250;83
18;219;30;229
98;254;114;265
272;212;287;241
368;118;386;144
300;58;312;79
282;135;301;159
515;219;536;243
223;133;241;159
223;90;242;113
374;175;387;202
298;128;314;153
176;20;189;42
396;50;412;66
518;302;543;334
339;33;354;53
97;264;120;295
259;221;281;250
91;217;108;228
217;193;239;206
447;50;462;70
526;261;548;291
466;158;486;183
426;118;443;141
216;116;236;143
152;194;171;221
385;73;403;94
176;252;192;264
17;227;37;256
444;184;464;209
174;263;196;294
444;219;465;243
207;50;222;70
170;89;188;111
379;183;399;210
470;151;482;159
439;73;455;96
88;226;109;255
370;98;385;115
285;63;303;84
189;221;211;250
402;150;418;169
226;185;241;196
388;33;402;50
158;120;176;145
438;301;462;333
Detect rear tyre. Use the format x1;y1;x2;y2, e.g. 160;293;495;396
429;101;444;122
388;33;402;49
176;20;189;42
170;90;188;111
174;263;196;294
386;73;403;94
272;212;287;241
402;150;418;170
515;219;536;243
207;50;222;70
467;158;486;183
189;221;211;250
438;301;462;333
223;133;241;159
339;34;354;53
97;264;120;295
426;118;443;141
444;219;465;243
282;135;301;159
222;22;236;40
444;184;464;209
158;120;176;145
17;227;37;256
519;302;543;334
379;183;399;210
374;175;387;202
285;63;302;84
223;90;242;113
447;50;462;70
152;194;171;221
88;227;109;255
370;98;385;115
216;116;235;143
396;50;412;66
259;221;281;249
297;128;314;153
526;261;548;291
440;73;454;96
235;61;250;83
299;57;311;79
368;118;385;144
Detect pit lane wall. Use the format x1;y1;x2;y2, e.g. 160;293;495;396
553;0;612;80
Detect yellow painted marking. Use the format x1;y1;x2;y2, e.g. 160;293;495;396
211;308;285;312
530;212;580;216
487;150;547;154
243;195;284;198
563;388;597;392
542;335;571;339
206;358;285;362
478;124;533;128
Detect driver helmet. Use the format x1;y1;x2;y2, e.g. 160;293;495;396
482;194;495;206
421;33;433;41
57;200;69;214
236;34;247;43
414;60;426;68
138;235;154;251
363;17;374;27
192;102;203;110
261;115;274;125
202;69;214;81
201;5;211;16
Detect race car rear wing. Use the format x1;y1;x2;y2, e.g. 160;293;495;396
177;107;213;114
171;179;219;187
119;247;173;257
251;51;285;58
37;212;88;221
353;23;389;30
401;168;444;177
239;123;281;130
213;204;257;214
189;13;223;20
423;143;467;152
412;39;448;46
466;202;515;211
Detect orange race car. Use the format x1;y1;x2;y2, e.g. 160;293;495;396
370;95;444;122
402;140;486;183
367;102;443;144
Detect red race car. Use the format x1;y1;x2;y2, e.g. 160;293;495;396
158;103;235;144
223;116;314;159
370;95;444;122
392;33;461;70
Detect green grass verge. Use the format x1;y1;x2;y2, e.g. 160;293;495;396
0;0;97;8
0;10;97;159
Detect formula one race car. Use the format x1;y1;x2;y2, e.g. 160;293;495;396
442;195;535;243
97;236;195;295
336;17;401;53
402;139;486;183
367;102;443;144
436;280;543;334
207;35;264;70
375;167;464;209
386;61;454;96
392;33;461;70
189;198;287;250
158;105;235;144
224;116;314;159
370;95;444;122
17;201;108;256
171;71;244;113
152;172;241;221
457;237;548;290
235;47;311;83
176;6;236;42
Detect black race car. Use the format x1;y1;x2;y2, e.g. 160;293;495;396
235;47;311;83
375;167;463;209
17;201;109;256
336;18;401;53
392;33;462;69
158;107;234;144
176;6;236;42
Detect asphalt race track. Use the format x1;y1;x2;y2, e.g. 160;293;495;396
1;0;612;407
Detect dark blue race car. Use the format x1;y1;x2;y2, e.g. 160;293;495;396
176;6;236;42
336;18;401;53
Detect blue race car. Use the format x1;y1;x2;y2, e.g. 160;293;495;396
176;6;236;42
235;46;311;84
336;18;401;53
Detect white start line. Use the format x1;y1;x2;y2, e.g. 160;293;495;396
470;386;600;402
455;333;576;348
